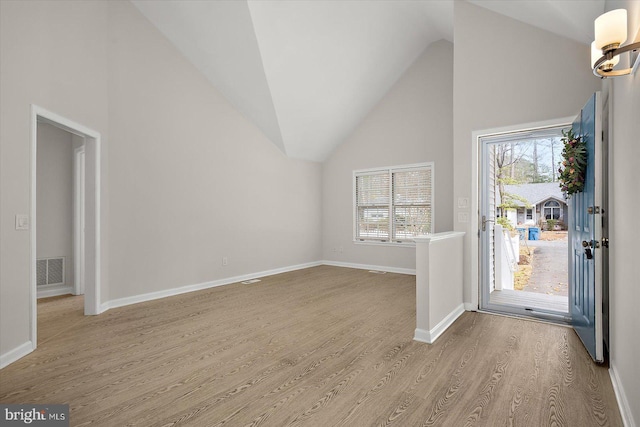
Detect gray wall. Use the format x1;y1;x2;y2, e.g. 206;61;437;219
605;1;640;424
322;40;454;271
452;1;601;304
36;123;74;287
0;0;322;357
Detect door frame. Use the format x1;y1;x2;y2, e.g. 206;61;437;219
470;116;575;310
73;143;86;296
30;105;102;347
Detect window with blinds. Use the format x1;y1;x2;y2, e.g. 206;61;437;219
354;163;433;243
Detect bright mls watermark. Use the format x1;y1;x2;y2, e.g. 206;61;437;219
1;405;68;426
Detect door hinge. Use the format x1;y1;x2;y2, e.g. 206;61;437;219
587;206;601;214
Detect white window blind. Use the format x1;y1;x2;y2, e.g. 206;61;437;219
355;164;433;243
355;172;390;240
393;168;432;239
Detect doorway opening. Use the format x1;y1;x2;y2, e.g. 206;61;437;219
30;105;101;348
479;124;571;322
35;122;84;299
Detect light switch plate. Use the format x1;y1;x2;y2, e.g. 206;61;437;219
15;214;29;230
457;197;469;209
458;212;469;223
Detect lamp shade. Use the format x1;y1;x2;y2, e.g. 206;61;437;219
595;9;627;50
591;41;620;68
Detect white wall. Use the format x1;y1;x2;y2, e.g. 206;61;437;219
604;2;640;425
0;0;322;359
322;40;454;271
106;1;321;300
0;0;110;358
36;123;74;287
452;2;601;304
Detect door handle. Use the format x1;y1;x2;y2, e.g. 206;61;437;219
582;240;600;249
482;215;494;231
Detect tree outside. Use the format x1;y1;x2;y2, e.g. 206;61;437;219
495;137;564;223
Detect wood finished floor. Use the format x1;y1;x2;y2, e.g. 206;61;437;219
0;266;622;426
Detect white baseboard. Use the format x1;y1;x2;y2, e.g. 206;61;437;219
37;285;74;299
413;328;432;343
321;260;415;276
0;341;35;369
464;302;477;311
414;303;465;344
610;363;637;427
101;261;322;312
100;260;413;313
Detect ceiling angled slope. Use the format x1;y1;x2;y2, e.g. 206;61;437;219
468;0;605;44
247;0;452;161
130;0;603;162
131;0;286;154
132;0;452;162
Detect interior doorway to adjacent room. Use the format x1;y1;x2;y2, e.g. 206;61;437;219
30;106;102;348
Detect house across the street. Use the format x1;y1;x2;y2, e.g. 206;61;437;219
503;182;568;229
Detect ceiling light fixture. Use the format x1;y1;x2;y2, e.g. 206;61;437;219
591;9;640;78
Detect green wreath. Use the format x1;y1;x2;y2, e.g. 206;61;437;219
558;129;587;196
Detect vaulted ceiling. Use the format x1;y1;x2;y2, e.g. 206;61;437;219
132;0;605;162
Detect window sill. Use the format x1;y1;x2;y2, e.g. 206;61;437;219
353;240;417;248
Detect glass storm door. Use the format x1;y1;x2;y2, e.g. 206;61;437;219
479;126;570;320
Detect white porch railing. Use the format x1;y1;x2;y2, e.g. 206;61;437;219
495;224;519;291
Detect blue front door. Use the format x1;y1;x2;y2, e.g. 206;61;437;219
569;92;604;362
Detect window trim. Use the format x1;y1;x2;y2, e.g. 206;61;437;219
353;162;434;246
543;199;562;220
526;208;533;220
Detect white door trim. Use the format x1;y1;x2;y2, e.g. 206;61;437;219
30;105;102;347
73;144;86;296
470;116;575;310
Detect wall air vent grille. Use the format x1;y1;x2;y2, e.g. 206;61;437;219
36;257;65;286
